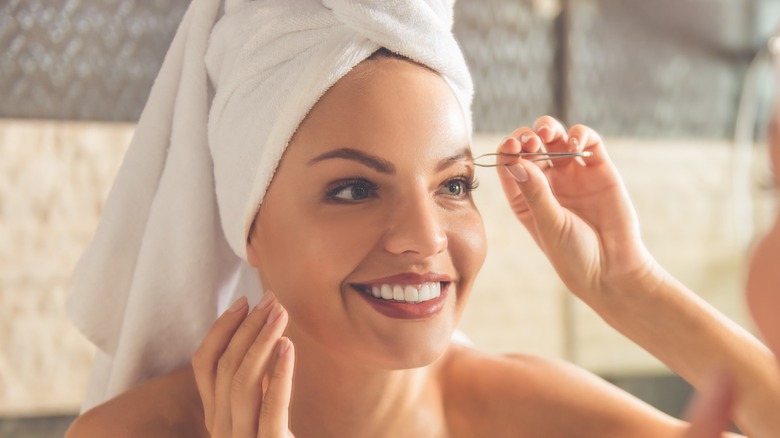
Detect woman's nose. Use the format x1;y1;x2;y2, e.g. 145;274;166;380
382;193;447;257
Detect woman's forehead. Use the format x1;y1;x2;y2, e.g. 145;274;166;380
285;57;470;163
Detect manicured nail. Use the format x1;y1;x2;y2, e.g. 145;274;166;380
255;290;275;310
276;337;291;357
227;296;248;312
267;301;285;324
507;163;529;183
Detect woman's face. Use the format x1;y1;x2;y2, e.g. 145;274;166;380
745;104;780;357
247;57;486;369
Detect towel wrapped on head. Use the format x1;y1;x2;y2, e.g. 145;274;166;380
67;0;473;411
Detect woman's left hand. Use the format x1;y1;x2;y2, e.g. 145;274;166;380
495;116;659;301
497;117;780;437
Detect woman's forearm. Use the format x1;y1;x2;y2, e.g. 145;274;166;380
592;265;780;437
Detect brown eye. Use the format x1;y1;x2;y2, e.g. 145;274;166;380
437;177;476;198
335;184;369;200
326;178;378;202
444;180;464;196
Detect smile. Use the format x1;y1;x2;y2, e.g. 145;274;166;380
357;282;443;304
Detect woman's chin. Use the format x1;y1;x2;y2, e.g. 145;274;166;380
369;328;455;370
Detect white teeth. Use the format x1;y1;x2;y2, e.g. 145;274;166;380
404;285;418;302
392;285;404;301
363;282;443;303
419;284;431;301
381;284;393;300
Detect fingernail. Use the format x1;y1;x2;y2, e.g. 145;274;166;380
267;301;285;324
276;337;291;357
541;126;557;143
520;134;531;144
507;163;528;183
498;136;515;150
571;137;580;150
227;296;248;312
255;290;275;310
536;124;551;136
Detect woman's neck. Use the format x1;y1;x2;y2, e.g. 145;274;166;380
285;326;449;437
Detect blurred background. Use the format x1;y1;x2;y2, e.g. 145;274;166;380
1;0;779;436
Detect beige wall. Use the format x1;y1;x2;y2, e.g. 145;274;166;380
0;120;774;415
0;121;130;415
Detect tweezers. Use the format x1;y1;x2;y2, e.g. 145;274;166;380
473;151;593;167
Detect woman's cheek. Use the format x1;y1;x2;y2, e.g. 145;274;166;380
451;211;487;282
297;217;379;275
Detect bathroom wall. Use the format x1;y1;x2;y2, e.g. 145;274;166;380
0;120;132;415
0;120;774;417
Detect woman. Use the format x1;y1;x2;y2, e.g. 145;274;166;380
65;0;780;436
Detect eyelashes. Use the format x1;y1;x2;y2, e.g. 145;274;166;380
459;174;480;192
438;174;478;198
325;174;479;203
325;178;379;202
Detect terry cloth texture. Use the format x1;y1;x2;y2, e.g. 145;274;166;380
67;0;473;411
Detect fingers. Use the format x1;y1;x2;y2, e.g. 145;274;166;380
496;115;581;195
229;299;289;437
506;116;573;170
508;126;544;154
495;121;563;237
682;372;735;438
494;136;533;226
507;156;567;243
494;117;607;248
192;291;292;438
212;291;286;436
567;124;608;167
192;295;249;433
534;115;568;146
259;338;295;438
505;118;607;171
494;135;565;249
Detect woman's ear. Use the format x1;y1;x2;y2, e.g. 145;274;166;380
246;239;260;268
246;221;261;268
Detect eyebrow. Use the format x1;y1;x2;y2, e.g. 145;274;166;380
308;148;396;174
437;148;474;172
307;146;473;174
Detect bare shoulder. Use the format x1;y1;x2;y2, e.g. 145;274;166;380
65;365;207;438
438;344;685;438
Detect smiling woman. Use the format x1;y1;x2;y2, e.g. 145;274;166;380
246;56;485;371
63;0;780;437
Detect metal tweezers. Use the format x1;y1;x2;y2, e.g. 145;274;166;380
473;151;593;167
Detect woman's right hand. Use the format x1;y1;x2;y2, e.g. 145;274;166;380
192;292;295;437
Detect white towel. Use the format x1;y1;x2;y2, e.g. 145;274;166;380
774;24;780;92
67;0;473;411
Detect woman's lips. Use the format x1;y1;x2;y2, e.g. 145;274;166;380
350;277;451;319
